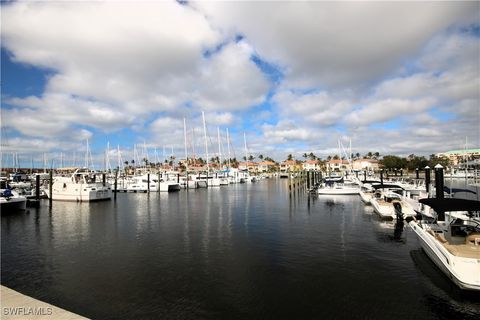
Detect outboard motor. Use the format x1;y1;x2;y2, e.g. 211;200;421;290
393;202;403;221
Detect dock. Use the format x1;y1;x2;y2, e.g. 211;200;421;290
1;286;88;320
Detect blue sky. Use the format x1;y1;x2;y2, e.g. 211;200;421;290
1;1;479;168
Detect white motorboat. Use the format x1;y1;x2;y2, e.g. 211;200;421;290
408;198;480;291
317;178;360;195
47;168;111;201
159;180;181;192
359;184;375;204
1;189;27;212
125;175;158;192
370;186;417;220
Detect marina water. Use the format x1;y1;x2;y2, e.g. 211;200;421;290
2;179;479;319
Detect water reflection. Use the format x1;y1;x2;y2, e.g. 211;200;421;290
2;180;479;320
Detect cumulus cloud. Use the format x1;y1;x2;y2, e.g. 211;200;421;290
195;1;477;89
345;98;436;127
262;120;316;144
1;1;270;140
273;90;353;126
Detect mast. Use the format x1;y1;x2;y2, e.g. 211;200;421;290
226;128;231;168
202;111;209;176
85;139;89;169
244;132;248;162
217;127;222;168
184;118;188;172
117;145;121;171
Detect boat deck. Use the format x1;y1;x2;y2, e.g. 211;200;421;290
432;231;480;259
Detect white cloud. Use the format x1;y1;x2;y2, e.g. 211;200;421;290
345;98;436;127
262;120;316;144
196;1;476;89
273;90;353;126
194;42;270;111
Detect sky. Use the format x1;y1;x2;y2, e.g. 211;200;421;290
1;0;479;168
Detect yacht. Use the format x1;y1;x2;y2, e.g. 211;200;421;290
47;168;111;201
370;185;416;220
359;183;375;204
317;178;360;195
1;188;27;213
408;198;480;291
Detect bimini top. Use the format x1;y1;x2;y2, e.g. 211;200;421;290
419;198;480;212
371;184;404;190
443;186;477;195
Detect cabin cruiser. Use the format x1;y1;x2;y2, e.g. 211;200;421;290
317;178;360;195
369;185;416;220
1;188;27;213
408;198;480;291
359;183;375;204
47;168;111;201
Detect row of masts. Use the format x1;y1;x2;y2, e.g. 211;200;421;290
3;113;253;173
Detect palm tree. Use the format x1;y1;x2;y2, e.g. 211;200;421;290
302;153;308;160
374;152;380;159
287;154;293;161
258;154;264;160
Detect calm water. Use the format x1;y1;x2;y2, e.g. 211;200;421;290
2;179;479;319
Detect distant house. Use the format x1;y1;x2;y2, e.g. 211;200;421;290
238;161;258;172
280;160;302;172
352;159;380;171
302;160;321;171
257;161;276;173
326;159;349;171
436;148;480;165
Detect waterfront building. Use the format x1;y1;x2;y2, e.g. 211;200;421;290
352;159;380;171
302;160;321;171
436;148;480;166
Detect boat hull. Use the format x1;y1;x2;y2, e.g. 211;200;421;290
1;197;27;213
317;187;359;195
409;221;480;291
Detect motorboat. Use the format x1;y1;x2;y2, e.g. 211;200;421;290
1;188;27;213
359;183;375;204
369;185;416;220
408;198;480;291
317;178;360;195
46;168;111;201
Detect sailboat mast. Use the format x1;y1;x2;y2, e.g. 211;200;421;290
202;111;209;176
244;132;248;162
217;127;222;168
184;118;188;172
226;128;231;168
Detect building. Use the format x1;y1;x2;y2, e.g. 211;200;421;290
302;160;321;171
352;159;380;171
436;148;480;166
326;159;349;171
279;160;298;173
257;161;276;173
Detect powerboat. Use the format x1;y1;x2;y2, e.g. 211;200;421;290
1;188;27;213
47;168;111;201
408;198;480;291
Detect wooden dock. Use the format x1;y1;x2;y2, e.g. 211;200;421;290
1;286;88;320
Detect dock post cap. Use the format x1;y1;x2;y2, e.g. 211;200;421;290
434;164;444;169
424;166;430;169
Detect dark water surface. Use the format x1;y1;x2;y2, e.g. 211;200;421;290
2;179;480;319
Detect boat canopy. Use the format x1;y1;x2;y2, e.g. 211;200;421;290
443;186;477;195
372;184;404;190
419;198;480;212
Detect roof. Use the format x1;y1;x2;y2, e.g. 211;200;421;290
304;160;319;164
441;148;480;155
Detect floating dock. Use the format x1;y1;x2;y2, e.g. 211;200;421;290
1;286;88;320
